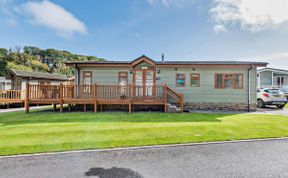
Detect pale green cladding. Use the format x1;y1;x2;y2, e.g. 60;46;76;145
76;66;257;105
156;67;257;104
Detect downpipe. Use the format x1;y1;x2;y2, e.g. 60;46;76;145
247;65;254;112
75;64;80;85
75;64;80;98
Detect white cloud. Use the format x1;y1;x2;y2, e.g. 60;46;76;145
261;52;288;69
21;0;86;38
210;0;288;32
243;52;288;69
213;24;227;33
0;0;17;26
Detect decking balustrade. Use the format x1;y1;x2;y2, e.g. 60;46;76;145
1;83;183;113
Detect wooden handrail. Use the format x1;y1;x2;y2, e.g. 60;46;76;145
0;90;21;92
165;85;184;112
167;92;180;103
166;86;181;98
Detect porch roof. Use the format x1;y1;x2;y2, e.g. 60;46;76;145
258;68;288;75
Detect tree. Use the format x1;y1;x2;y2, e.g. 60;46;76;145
23;46;41;56
0;48;8;59
0;46;106;76
0;58;7;76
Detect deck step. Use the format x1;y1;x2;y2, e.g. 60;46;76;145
167;103;181;113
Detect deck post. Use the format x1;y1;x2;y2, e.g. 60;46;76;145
94;83;97;113
180;93;184;113
94;101;97;113
25;82;30;113
129;101;132;113
83;104;87;112
59;83;63;113
53;104;57;112
128;84;132;113
164;84;167;113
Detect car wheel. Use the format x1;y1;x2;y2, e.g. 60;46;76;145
276;105;285;109
257;99;265;108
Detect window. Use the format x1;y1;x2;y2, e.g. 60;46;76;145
82;71;92;93
190;73;200;87
0;82;4;90
234;74;243;89
176;73;186;87
118;72;128;85
118;72;128;96
215;73;243;89
277;77;284;86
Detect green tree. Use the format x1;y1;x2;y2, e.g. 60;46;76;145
0;46;106;76
23;46;41;56
0;48;8;59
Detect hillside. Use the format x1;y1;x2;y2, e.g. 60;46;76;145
0;46;106;76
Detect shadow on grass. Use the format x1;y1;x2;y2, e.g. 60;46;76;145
0;107;236;126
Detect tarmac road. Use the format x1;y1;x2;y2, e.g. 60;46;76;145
1;139;288;178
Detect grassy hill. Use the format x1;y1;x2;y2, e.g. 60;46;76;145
0;46;106;76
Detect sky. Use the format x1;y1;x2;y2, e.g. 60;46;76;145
1;0;288;68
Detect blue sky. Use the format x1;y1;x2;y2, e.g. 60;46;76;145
1;0;288;68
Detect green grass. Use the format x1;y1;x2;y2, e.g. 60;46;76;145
0;109;288;156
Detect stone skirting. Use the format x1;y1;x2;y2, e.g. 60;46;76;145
184;102;257;111
74;104;164;112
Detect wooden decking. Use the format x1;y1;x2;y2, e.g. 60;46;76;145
24;83;184;113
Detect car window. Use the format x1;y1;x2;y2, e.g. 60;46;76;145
264;89;270;93
268;89;281;94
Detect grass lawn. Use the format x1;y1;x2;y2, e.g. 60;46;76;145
0;109;288;156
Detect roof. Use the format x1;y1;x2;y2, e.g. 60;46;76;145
65;55;268;67
0;77;10;82
10;69;70;81
258;68;288;74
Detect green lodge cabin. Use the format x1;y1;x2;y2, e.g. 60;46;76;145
22;55;267;113
62;55;267;112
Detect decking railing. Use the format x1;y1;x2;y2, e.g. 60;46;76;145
166;85;184;112
29;85;60;100
25;83;183;113
0;90;23;103
28;84;166;101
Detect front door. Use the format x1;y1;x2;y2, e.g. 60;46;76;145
134;69;155;97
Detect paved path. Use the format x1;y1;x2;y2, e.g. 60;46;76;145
0;105;50;113
1;139;288;178
254;107;288;116
190;107;288;116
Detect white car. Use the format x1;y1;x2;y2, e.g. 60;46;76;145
280;86;288;100
257;88;287;108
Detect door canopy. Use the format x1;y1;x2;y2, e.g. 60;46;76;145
131;55;156;70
